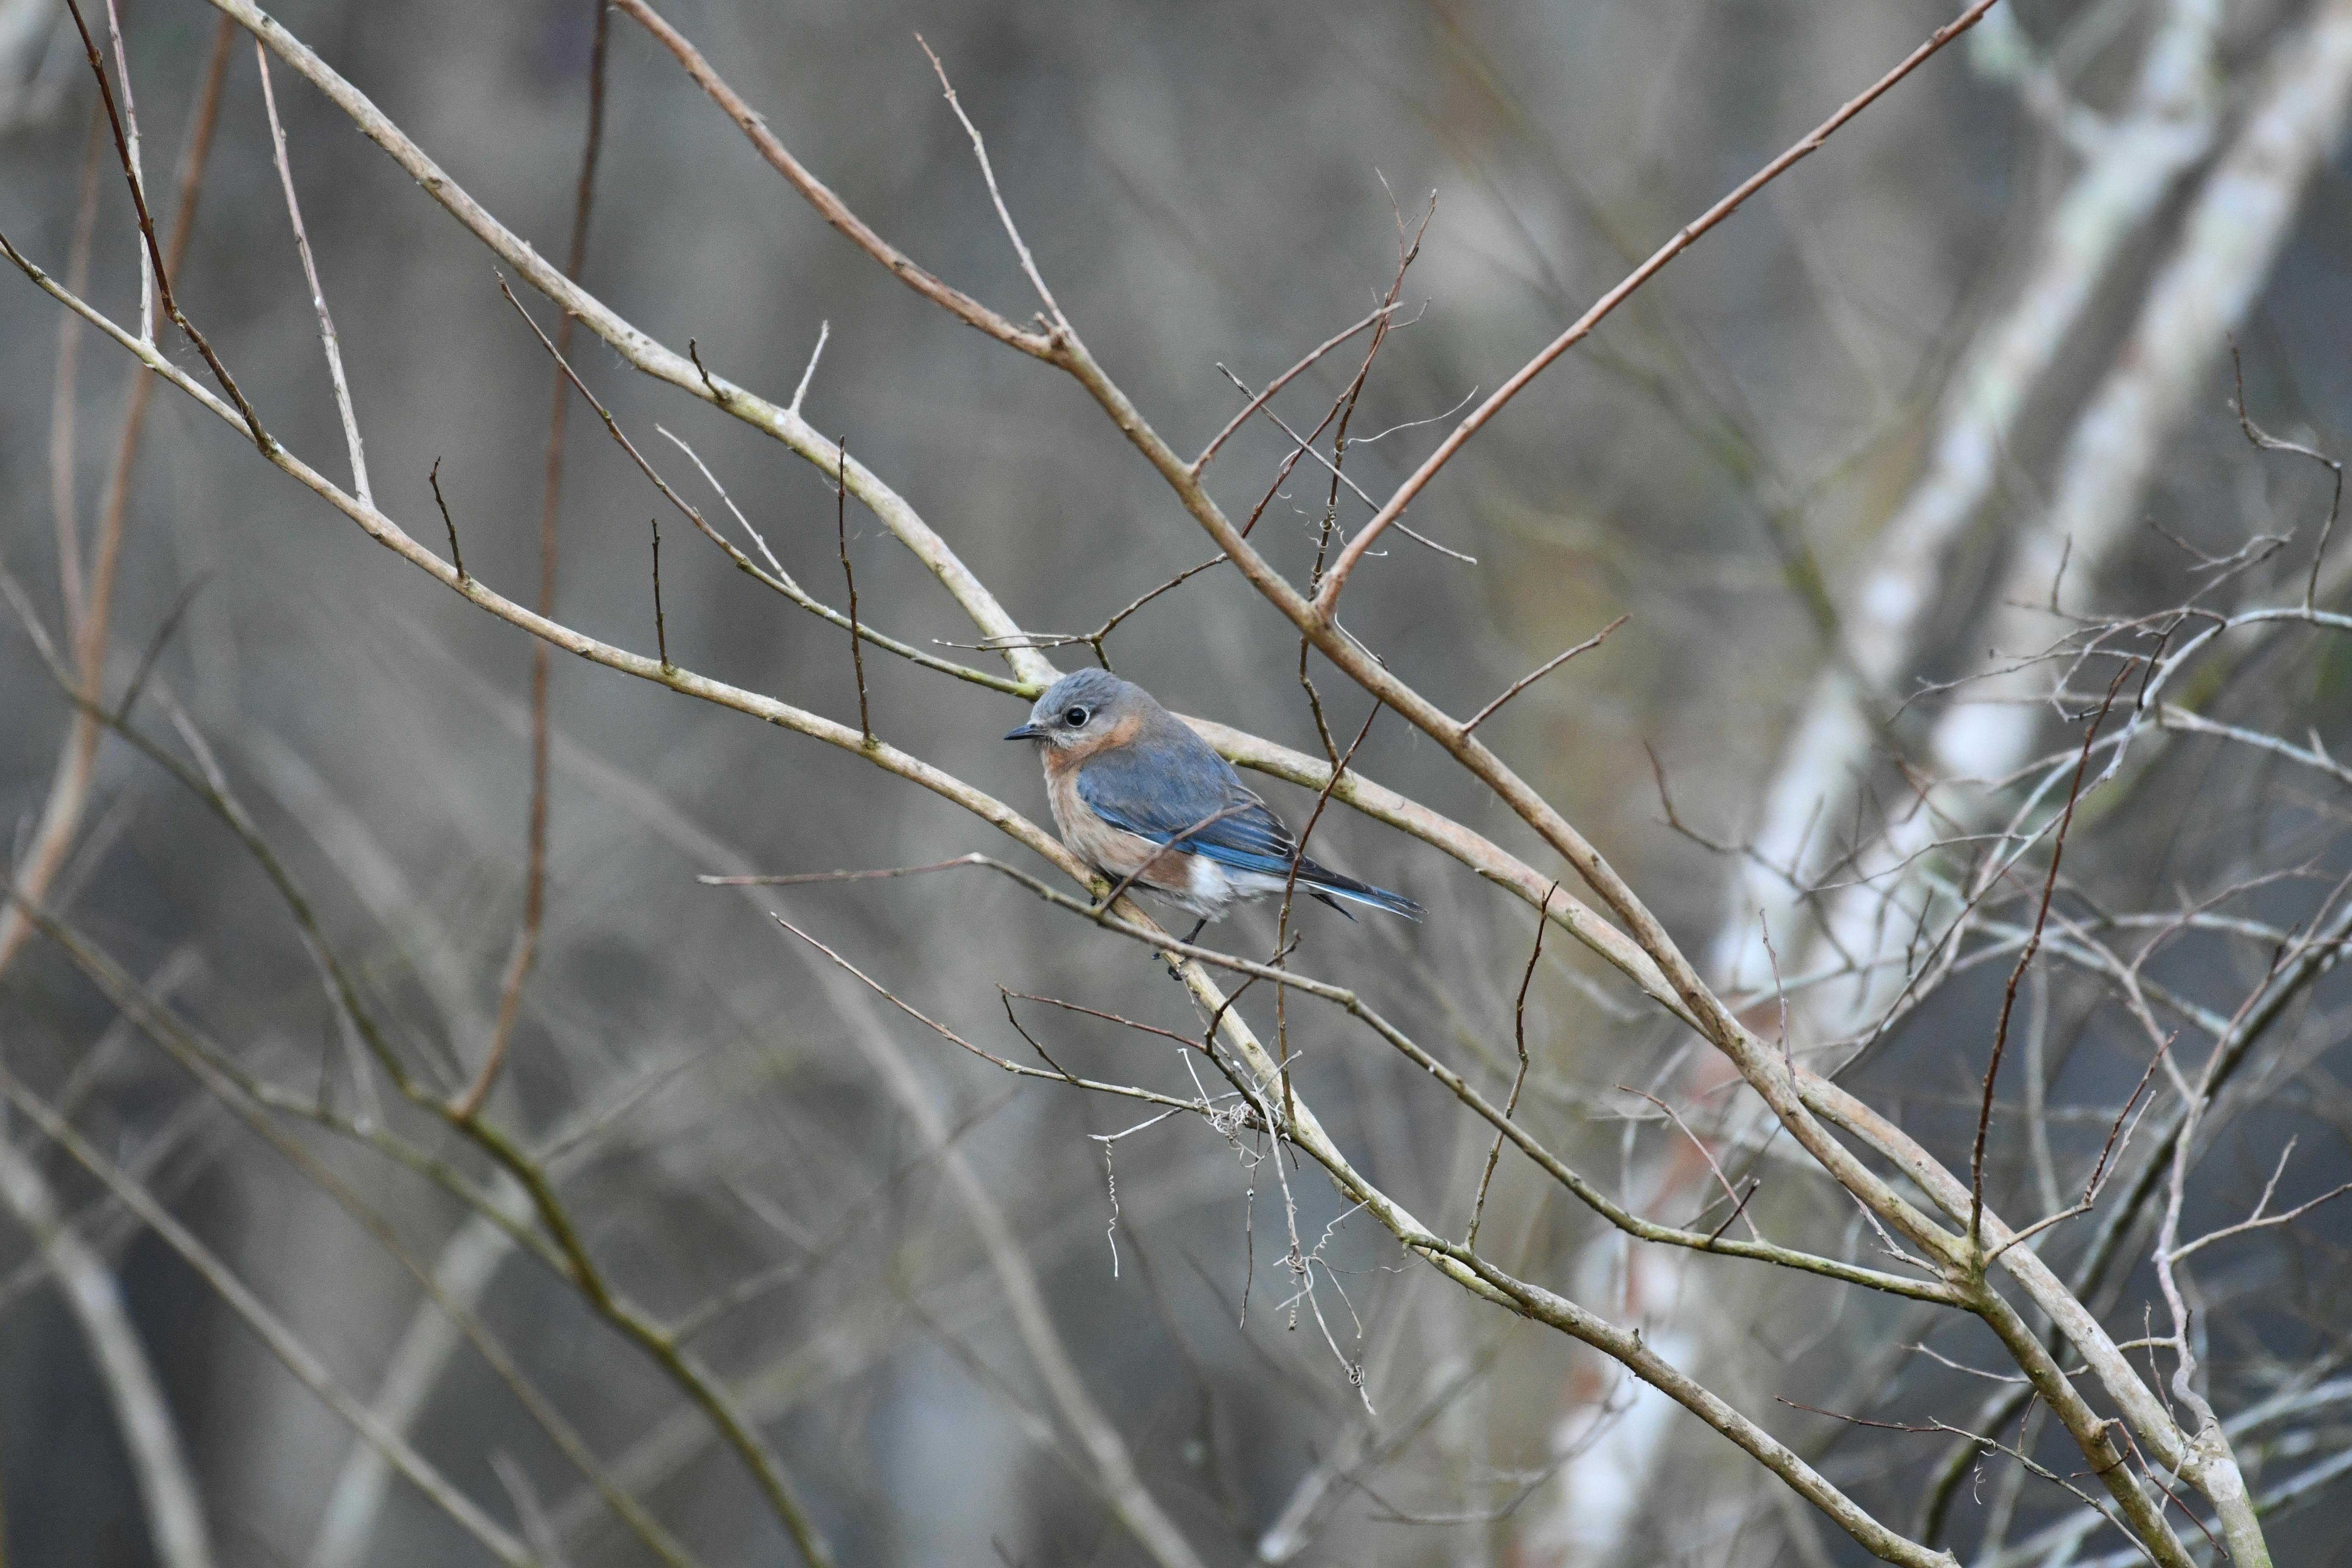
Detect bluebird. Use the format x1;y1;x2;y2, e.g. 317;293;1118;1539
1006;668;1423;943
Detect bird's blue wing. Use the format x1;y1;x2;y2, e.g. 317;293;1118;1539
1075;743;1296;878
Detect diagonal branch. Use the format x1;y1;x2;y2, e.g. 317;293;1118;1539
256;40;367;505
61;0;263;446
615;0;1050;356
1312;0;2004;615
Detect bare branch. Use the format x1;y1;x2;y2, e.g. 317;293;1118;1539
256;39;368;505
613;0;1049;356
1313;0;2004;615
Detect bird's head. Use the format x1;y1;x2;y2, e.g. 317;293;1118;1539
1005;667;1146;752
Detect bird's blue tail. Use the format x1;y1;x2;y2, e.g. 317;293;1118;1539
1298;859;1423;920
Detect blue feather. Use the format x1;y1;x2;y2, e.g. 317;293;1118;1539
1075;743;1293;876
1074;728;1423;921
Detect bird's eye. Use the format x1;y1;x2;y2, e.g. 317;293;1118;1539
1063;706;1090;727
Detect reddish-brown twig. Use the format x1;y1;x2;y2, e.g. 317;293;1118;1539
458;2;608;1122
0;16;231;985
1192;304;1397;472
1970;664;2132;1252
615;0;1049;357
61;0;263;447
1314;0;2004;616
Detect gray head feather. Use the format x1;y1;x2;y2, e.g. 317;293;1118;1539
1007;668;1155;746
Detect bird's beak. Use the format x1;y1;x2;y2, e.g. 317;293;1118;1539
1004;721;1046;741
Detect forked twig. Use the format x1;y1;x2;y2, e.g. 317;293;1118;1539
2229;342;2344;610
916;35;1064;332
614;0;1051;356
1192;304;1397;472
1987;1033;2171;1263
1619;1083;1764;1244
2165;1138;2352;1265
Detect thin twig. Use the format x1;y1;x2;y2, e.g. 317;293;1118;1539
457;12;608;1121
1459;613;1629;735
916;35;1064;331
1096;804;1258;915
788;319;829;415
658;424;1026;694
1215;362;1476;568
0;15;231;985
428;457;466;580
1620;1084;1764;1244
257;40;368;505
838;437;872;747
115;572;209;722
1987;1034;2170;1263
62;0;265;446
104;0;148;339
2165;1138;2352;1264
1315;0;2003;614
771;913;1230;1118
1971;664;2129;1253
1272;690;1381;1116
1470;884;1554;1247
1192;304;1396;472
698;858;983;887
2229;341;2344;611
651;517;670;668
933;553;1231;670
49;103;104;641
614;0;1050;356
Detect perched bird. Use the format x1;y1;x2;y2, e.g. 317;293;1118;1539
1006;668;1423;942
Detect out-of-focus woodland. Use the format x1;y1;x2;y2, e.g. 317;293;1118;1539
3;0;2351;1563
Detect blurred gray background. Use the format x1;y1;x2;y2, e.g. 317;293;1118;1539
3;0;2349;1563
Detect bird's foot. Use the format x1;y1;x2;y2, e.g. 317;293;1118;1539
1161;919;1209;985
